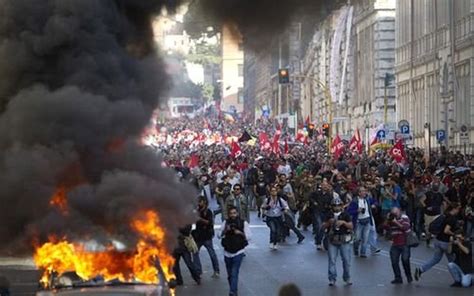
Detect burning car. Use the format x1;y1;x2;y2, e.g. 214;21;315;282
33;211;178;296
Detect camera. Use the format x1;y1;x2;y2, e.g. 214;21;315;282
387;213;396;221
361;208;366;214
265;205;271;210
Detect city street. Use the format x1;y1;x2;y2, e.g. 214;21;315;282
1;211;472;295
175;212;472;296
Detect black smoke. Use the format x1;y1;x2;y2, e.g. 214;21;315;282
188;0;344;49
0;0;197;255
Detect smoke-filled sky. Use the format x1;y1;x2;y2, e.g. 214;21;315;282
187;0;344;49
0;0;196;255
0;0;341;255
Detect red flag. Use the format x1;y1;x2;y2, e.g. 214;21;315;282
258;132;272;151
272;131;281;155
284;138;289;154
188;154;199;168
296;131;305;143
349;129;363;154
331;135;345;159
389;140;406;163
230;141;242;159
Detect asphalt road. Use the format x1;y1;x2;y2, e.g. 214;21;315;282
1;211;472;296
175;211;473;296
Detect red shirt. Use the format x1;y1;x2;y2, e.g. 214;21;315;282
384;215;411;246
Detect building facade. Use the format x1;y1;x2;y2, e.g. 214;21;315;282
221;25;244;113
300;0;396;137
395;0;474;151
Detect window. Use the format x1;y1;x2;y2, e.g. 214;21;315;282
238;64;244;77
238;88;244;104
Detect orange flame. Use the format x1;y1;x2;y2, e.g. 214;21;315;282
34;210;175;288
49;187;68;214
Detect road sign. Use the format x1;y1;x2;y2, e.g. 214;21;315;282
400;124;410;134
436;130;446;143
459;124;469;144
376;129;386;140
398;120;409;129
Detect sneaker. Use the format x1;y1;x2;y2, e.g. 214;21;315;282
269;243;274;249
421;232;426;239
316;244;322;251
407;277;413;284
344;280;353;286
273;243;278;250
391;279;403;284
212;272;220;279
414;268;422;281
329;280;335;286
297;236;305;244
360;255;367;258
450;282;462;287
372;248;381;254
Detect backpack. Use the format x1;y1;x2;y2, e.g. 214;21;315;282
221;218;248;253
428;214;445;236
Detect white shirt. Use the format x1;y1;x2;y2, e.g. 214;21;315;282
357;198;370;220
217;220;252;257
277;164;292;177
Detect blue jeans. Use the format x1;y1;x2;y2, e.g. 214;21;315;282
194;239;220;274
390;245;412;281
420;240;454;273
447;262;472;287
312;211;324;245
224;253;245;295
368;223;378;251
266;216;283;244
328;243;352;282
354;219;371;256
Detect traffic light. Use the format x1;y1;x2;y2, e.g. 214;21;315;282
278;68;290;84
322;123;330;137
308;123;315;138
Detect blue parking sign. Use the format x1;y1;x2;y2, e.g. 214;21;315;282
436;130;446;142
400;124;410;134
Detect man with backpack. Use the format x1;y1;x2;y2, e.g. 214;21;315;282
324;197;354;286
218;206;251;296
414;203;462;281
261;185;290;250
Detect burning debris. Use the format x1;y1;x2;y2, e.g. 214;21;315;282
0;0;195;287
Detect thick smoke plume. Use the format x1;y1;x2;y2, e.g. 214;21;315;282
192;0;344;49
0;0;197;255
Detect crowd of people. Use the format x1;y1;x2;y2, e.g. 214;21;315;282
149;111;473;295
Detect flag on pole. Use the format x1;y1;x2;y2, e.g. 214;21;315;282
230;141;242;159
331;135;344;159
349;129;363;154
389;140;406;163
284;138;289;154
259;131;272;151
272;130;281;155
238;130;252;142
188;154;199;168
